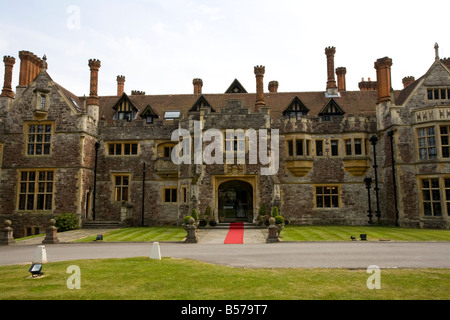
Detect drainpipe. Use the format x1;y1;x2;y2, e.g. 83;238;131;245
92;141;100;221
142;161;146;227
388;131;399;226
370;136;381;223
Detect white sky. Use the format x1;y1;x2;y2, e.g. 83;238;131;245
1;0;449;97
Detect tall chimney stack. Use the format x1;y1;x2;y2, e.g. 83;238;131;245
402;76;415;89
18;51;42;87
336;67;346;92
325;47;337;92
254;65;265;110
1;56;16;98
117;75;125;96
87;59;101;106
193;78;203;94
268;80;279;93
374;57;393;104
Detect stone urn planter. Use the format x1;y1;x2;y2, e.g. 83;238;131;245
276;223;285;237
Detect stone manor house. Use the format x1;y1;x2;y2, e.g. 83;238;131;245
1;44;450;237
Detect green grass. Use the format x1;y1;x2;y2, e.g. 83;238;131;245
281;225;450;242
75;226;186;242
16;225;450;243
0;258;448;300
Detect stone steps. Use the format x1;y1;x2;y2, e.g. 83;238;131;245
200;222;266;230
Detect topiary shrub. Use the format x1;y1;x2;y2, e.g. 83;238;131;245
55;213;79;232
272;206;279;217
191;209;199;221
204;206;212;218
184;216;193;225
275;215;285;225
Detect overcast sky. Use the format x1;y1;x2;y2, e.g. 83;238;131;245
1;0;449;97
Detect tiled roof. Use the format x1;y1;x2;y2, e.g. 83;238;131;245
96;90;400;123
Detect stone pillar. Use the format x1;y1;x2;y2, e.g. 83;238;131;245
184;218;198;243
374;57;393;104
1;56;16;98
254;65;266;110
193;78;203;94
266;218;279;243
325;46;337;91
0;220;15;245
117;75;125;96
42;219;60;244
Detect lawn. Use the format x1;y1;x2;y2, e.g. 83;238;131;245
73;225;450;242
281;225;450;242
0;257;448;300
75;226;187;242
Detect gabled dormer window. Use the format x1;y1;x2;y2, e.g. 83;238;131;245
113;94;139;122
283;97;310;119
189;95;215;113
140;105;160;124
318;99;345;121
225;79;248;94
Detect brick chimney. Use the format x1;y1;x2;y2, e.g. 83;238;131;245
117;75;125;96
254;65;265;110
325;47;337;92
441;58;450;70
268;81;278;93
402;76;415;89
87;59;101;106
374;57;393;104
1;56;16;98
359;78;377;91
18;51;43;87
193;78;203;94
336;67;346;92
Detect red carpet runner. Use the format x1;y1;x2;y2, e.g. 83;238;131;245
224;222;244;244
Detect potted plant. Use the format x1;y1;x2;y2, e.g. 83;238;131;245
219;210;225;223
272;206;279;218
191;209;199;221
183;215;193;226
209;216;217;227
275;215;285;237
203;206;214;226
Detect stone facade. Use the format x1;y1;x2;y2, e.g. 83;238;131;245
1;45;449;237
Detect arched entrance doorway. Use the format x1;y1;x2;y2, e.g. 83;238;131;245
218;180;254;223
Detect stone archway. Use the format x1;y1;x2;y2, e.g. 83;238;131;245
217;180;254;223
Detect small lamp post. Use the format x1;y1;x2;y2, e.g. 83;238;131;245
364;177;373;224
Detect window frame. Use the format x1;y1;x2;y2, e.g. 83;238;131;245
315;185;341;209
112;174;131;203
420;178;442;217
315;140;324;157
163;187;178;204
17;169;55;212
107;142;139;156
26;122;53;156
330;139;339;157
440;125;450;158
417;126;437;160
